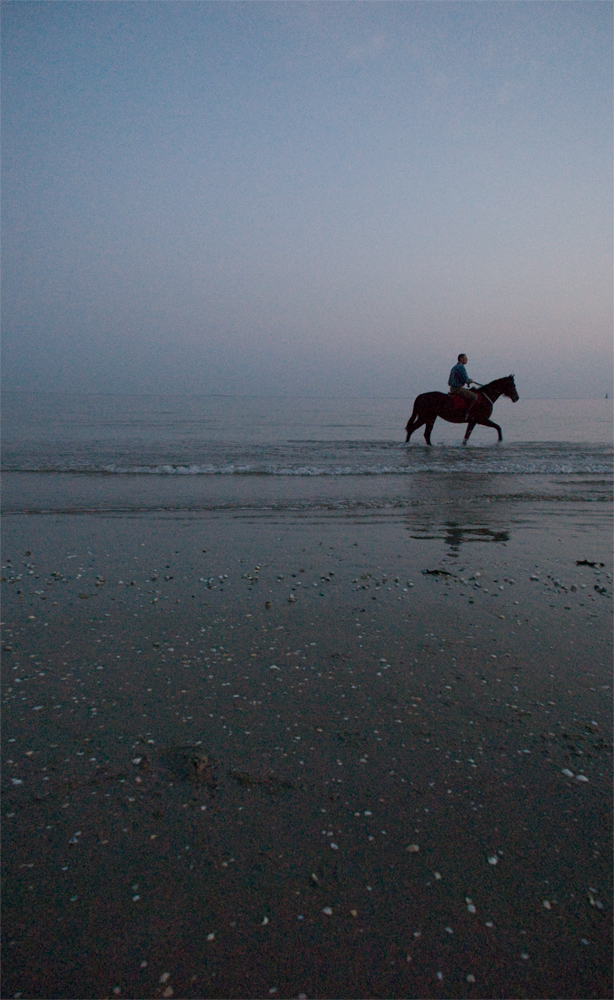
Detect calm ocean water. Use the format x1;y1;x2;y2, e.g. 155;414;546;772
2;393;612;476
2;393;612;516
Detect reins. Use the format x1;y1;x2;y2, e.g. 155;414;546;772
473;381;508;407
478;389;495;406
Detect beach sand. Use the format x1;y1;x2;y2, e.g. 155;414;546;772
2;494;612;999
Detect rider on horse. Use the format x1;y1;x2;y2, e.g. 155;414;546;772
405;371;518;445
448;353;478;417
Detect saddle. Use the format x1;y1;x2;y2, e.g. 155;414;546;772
448;392;470;413
448;391;481;418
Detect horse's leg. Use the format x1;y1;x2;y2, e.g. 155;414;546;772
479;418;503;441
424;417;436;446
462;420;476;445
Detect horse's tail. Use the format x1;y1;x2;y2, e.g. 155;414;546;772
405;394;427;430
405;401;420;433
405;397;425;441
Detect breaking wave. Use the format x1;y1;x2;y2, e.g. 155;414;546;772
2;441;612;477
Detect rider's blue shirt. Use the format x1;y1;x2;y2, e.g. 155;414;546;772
448;363;470;388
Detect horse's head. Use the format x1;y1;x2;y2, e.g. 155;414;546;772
505;375;519;402
482;374;519;403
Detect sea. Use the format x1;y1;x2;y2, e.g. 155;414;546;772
2;392;612;516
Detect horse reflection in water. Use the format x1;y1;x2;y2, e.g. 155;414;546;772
405;374;519;445
409;523;510;554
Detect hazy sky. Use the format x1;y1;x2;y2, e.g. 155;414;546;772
2;1;612;397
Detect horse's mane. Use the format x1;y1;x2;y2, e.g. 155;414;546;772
478;374;515;393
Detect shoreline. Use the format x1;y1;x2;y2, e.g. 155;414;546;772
2;467;612;518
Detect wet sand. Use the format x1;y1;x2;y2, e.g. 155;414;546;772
2;499;612;999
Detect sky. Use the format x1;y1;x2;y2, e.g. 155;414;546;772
2;1;612;398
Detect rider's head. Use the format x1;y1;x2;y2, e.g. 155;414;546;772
458;353;467;364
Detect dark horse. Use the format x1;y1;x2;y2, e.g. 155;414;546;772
405;375;519;446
